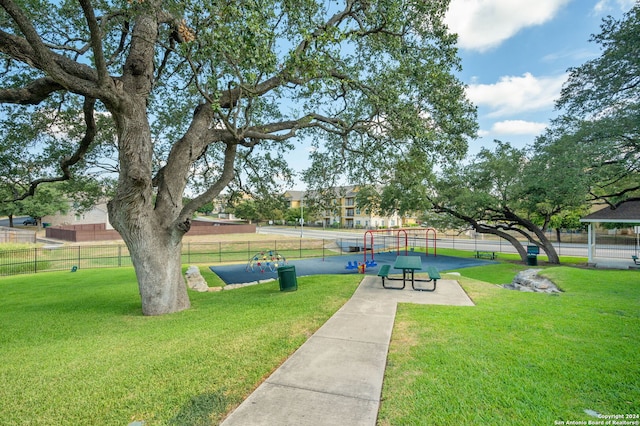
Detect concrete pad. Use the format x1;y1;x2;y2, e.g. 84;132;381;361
266;335;388;401
358;275;475;306
591;257;638;270
220;382;379;426
313;310;395;344
336;293;397;316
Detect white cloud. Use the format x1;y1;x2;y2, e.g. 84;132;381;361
491;120;547;135
445;0;572;52
466;72;567;117
593;0;637;14
542;48;596;63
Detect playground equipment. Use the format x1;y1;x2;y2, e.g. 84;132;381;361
362;228;437;264
246;250;287;273
345;259;377;273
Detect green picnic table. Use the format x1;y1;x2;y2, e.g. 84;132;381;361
377;255;441;292
393;255;422;289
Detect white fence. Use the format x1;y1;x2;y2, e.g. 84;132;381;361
0;226;36;244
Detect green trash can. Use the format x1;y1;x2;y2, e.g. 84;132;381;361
527;255;538;266
277;265;298;292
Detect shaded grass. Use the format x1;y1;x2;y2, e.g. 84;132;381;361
379;265;640;425
0;268;361;425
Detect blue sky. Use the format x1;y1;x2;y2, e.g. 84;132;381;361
445;0;636;154
287;0;636;189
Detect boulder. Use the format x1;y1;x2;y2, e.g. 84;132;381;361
184;265;210;292
504;269;561;293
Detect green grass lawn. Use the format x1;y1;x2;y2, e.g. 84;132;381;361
378;264;640;425
1;260;638;425
0;268;361;425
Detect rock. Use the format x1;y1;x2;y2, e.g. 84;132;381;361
223;279;275;290
503;269;561;293
184;265;210;292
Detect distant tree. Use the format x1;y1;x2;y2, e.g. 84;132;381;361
0;191;20;227
15;185;69;226
545;208;589;242
284;206;311;225
302;186;349;228
258;194;288;224
195;201;214;215
232;200;259;224
232;195;287;224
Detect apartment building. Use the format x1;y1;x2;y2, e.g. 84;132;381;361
284;186;414;229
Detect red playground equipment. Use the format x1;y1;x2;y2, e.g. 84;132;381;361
362;228;437;264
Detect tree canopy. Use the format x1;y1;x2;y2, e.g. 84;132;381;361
0;0;476;314
548;3;640;207
429;141;590;263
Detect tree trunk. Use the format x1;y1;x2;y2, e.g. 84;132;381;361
502;210;561;264
527;222;560;264
106;75;191;315
117;218;190;316
476;225;529;262
107;171;191;315
107;177;191;316
539;237;560;264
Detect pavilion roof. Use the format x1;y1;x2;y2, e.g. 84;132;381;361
580;200;640;223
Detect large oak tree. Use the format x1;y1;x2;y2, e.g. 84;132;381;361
0;0;476;314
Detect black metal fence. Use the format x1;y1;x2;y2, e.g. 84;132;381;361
0;238;367;276
1;231;637;277
437;231;638;259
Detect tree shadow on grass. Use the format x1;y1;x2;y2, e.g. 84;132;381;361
169;391;229;426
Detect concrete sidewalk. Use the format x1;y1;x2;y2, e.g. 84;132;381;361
220;275;474;426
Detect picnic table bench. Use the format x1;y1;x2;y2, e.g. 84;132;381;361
377;258;442;292
633;255;639;265
377;264;396;287
475;251;496;260
411;265;441;292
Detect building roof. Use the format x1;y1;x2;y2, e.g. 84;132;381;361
284;186;359;201
283;190;305;201
580;200;640;223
